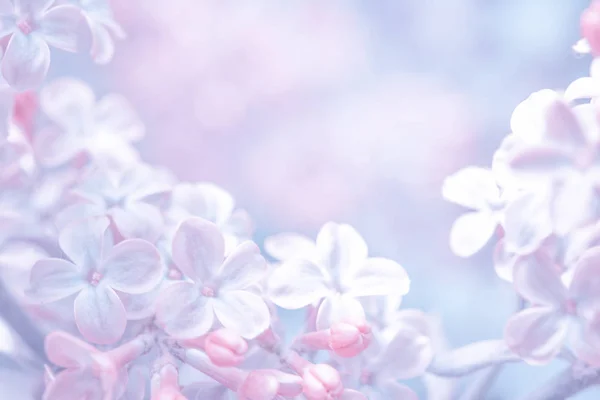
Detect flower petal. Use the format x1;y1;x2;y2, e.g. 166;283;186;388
14;0;53;15
171;217;224;283
543;100;587;148
345;257;410;297
504;307;568;365
508;145;573;176
87;20;115;64
58;216;110;268
43;369;103;400
264;232;317;262
28;258;85;303
375;326;433;379
74;284;127;344
217;241;266;291
550;175;597;235
171;183;235;225
155;281;214;339
316;222;368;275
449;211;498;258
510;89;561;142
569;246;600;309
213;290;270;339
110;202;163;242
315;294;366;331
565;77;600;102
442;167;499;210
512;252;567;306
40;5;89;52
503;191;552;254
101;238;162;294
378;382;418;400
2;32;50;90
94;94;144;141
267;259;330;309
45;331;97;369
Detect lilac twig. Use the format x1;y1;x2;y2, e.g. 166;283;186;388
520;365;600;400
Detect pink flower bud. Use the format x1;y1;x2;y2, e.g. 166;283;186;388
205;328;249;367
151;364;186;400
328;322;371;358
582;1;600;56
302;364;344;400
237;370;280;400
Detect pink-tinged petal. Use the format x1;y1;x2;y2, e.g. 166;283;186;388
493;239;518;282
217;241;266;291
504;308;568;365
512;252;567;306
267;259;330;309
375;327;433;380
503;191;552;254
569;246;600;308
155;281;214;339
441;167;500;210
39;5;89;52
171;217;224;283
346;257;410;298
2;32;50;90
543;100;587;148
379;382;418;400
213;291;270;339
87;19;115;64
264;233;317;262
43;369;103;400
316;222;368;273
94;94;144;142
510;89;561;141
508;145;573;175
449;211;498;258
45;331;97;368
28;258;85;303
237;370;279;400
110;202;163;242
101;239;162;294
316;294;366;331
565;77;600;101
570;317;600;367
59;216;110;268
74;285;127;344
39;77;94;127
551;176;596;235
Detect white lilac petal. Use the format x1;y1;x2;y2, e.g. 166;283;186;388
375;326;433;380
171;217;225;283
2;32;51;90
508;145;574;177
550;175;597;236
58;216;110;268
212;290;270;339
101;238;162;294
510;89;561;142
449;211;498;258
504;307;569;365
39;77;94;128
110;202;164;242
14;0;54;15
94;94;145;141
87;20;115;64
564;77;600;102
442;166;500;210
512;252;567;307
267;259;331;309
74;284;127;344
316;222;368;275
171;183;235;226
55;202;105;231
154;281;214;339
315;294;366;331
40;5;88;52
503;190;552;254
28;258;86;303
569;247;600;310
346;257;410;298
217;241;266;291
543;100;587;148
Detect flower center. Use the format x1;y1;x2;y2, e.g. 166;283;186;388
88;270;103;286
16;18;34;35
201;286;215;297
564;298;578;315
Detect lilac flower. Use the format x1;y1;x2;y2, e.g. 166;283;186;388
56;164;171;242
504;247;600;365
36;78;144;169
507;100;600;234
442;166;504;257
155;217;269;339
0;0;90;90
268;222;410;330
168;182;253;252
564;58;600;102
28;217;162;344
60;0;125;64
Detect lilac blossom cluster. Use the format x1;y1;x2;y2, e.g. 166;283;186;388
2;1;600;399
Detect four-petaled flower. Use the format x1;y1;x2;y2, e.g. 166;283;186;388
28;216;162;344
155;217;269;339
267;222;410;330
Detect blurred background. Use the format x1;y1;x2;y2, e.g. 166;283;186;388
48;0;596;397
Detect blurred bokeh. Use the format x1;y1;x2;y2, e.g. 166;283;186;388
47;0;598;397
